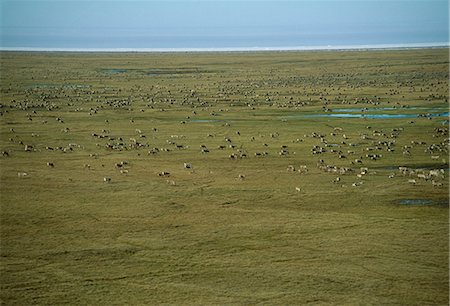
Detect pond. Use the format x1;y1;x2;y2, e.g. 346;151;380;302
30;84;90;89
190;119;223;123
102;69;128;74
102;67;217;76
398;199;449;207
286;112;449;119
399;199;434;205
331;106;448;113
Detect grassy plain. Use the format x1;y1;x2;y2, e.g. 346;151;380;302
0;49;449;305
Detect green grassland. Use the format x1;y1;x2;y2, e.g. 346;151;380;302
0;49;449;305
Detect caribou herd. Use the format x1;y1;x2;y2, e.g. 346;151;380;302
1;53;448;198
4;107;448;194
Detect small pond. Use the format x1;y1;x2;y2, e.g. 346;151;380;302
102;69;128;74
30;84;90;89
398;199;449;207
286;112;449;119
332;107;448;113
399;199;434;205
190;119;224;123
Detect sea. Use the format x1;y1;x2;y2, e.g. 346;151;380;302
1;26;448;52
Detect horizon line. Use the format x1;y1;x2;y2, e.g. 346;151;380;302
0;42;448;53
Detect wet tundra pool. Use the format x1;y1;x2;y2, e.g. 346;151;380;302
190;119;223;123
399;199;434;205
286;112;449;119
102;69;128;74
332;106;448;113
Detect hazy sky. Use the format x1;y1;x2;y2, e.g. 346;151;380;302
1;0;448;48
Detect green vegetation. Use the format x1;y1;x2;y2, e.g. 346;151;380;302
1;49;448;305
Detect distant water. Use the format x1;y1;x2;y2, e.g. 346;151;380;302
1;25;448;52
1;42;448;53
329;112;448;119
290;112;450;119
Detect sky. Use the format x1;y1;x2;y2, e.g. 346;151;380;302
0;0;449;49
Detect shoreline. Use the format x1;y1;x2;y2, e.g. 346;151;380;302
0;42;448;53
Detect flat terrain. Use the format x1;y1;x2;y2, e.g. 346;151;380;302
0;49;449;305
